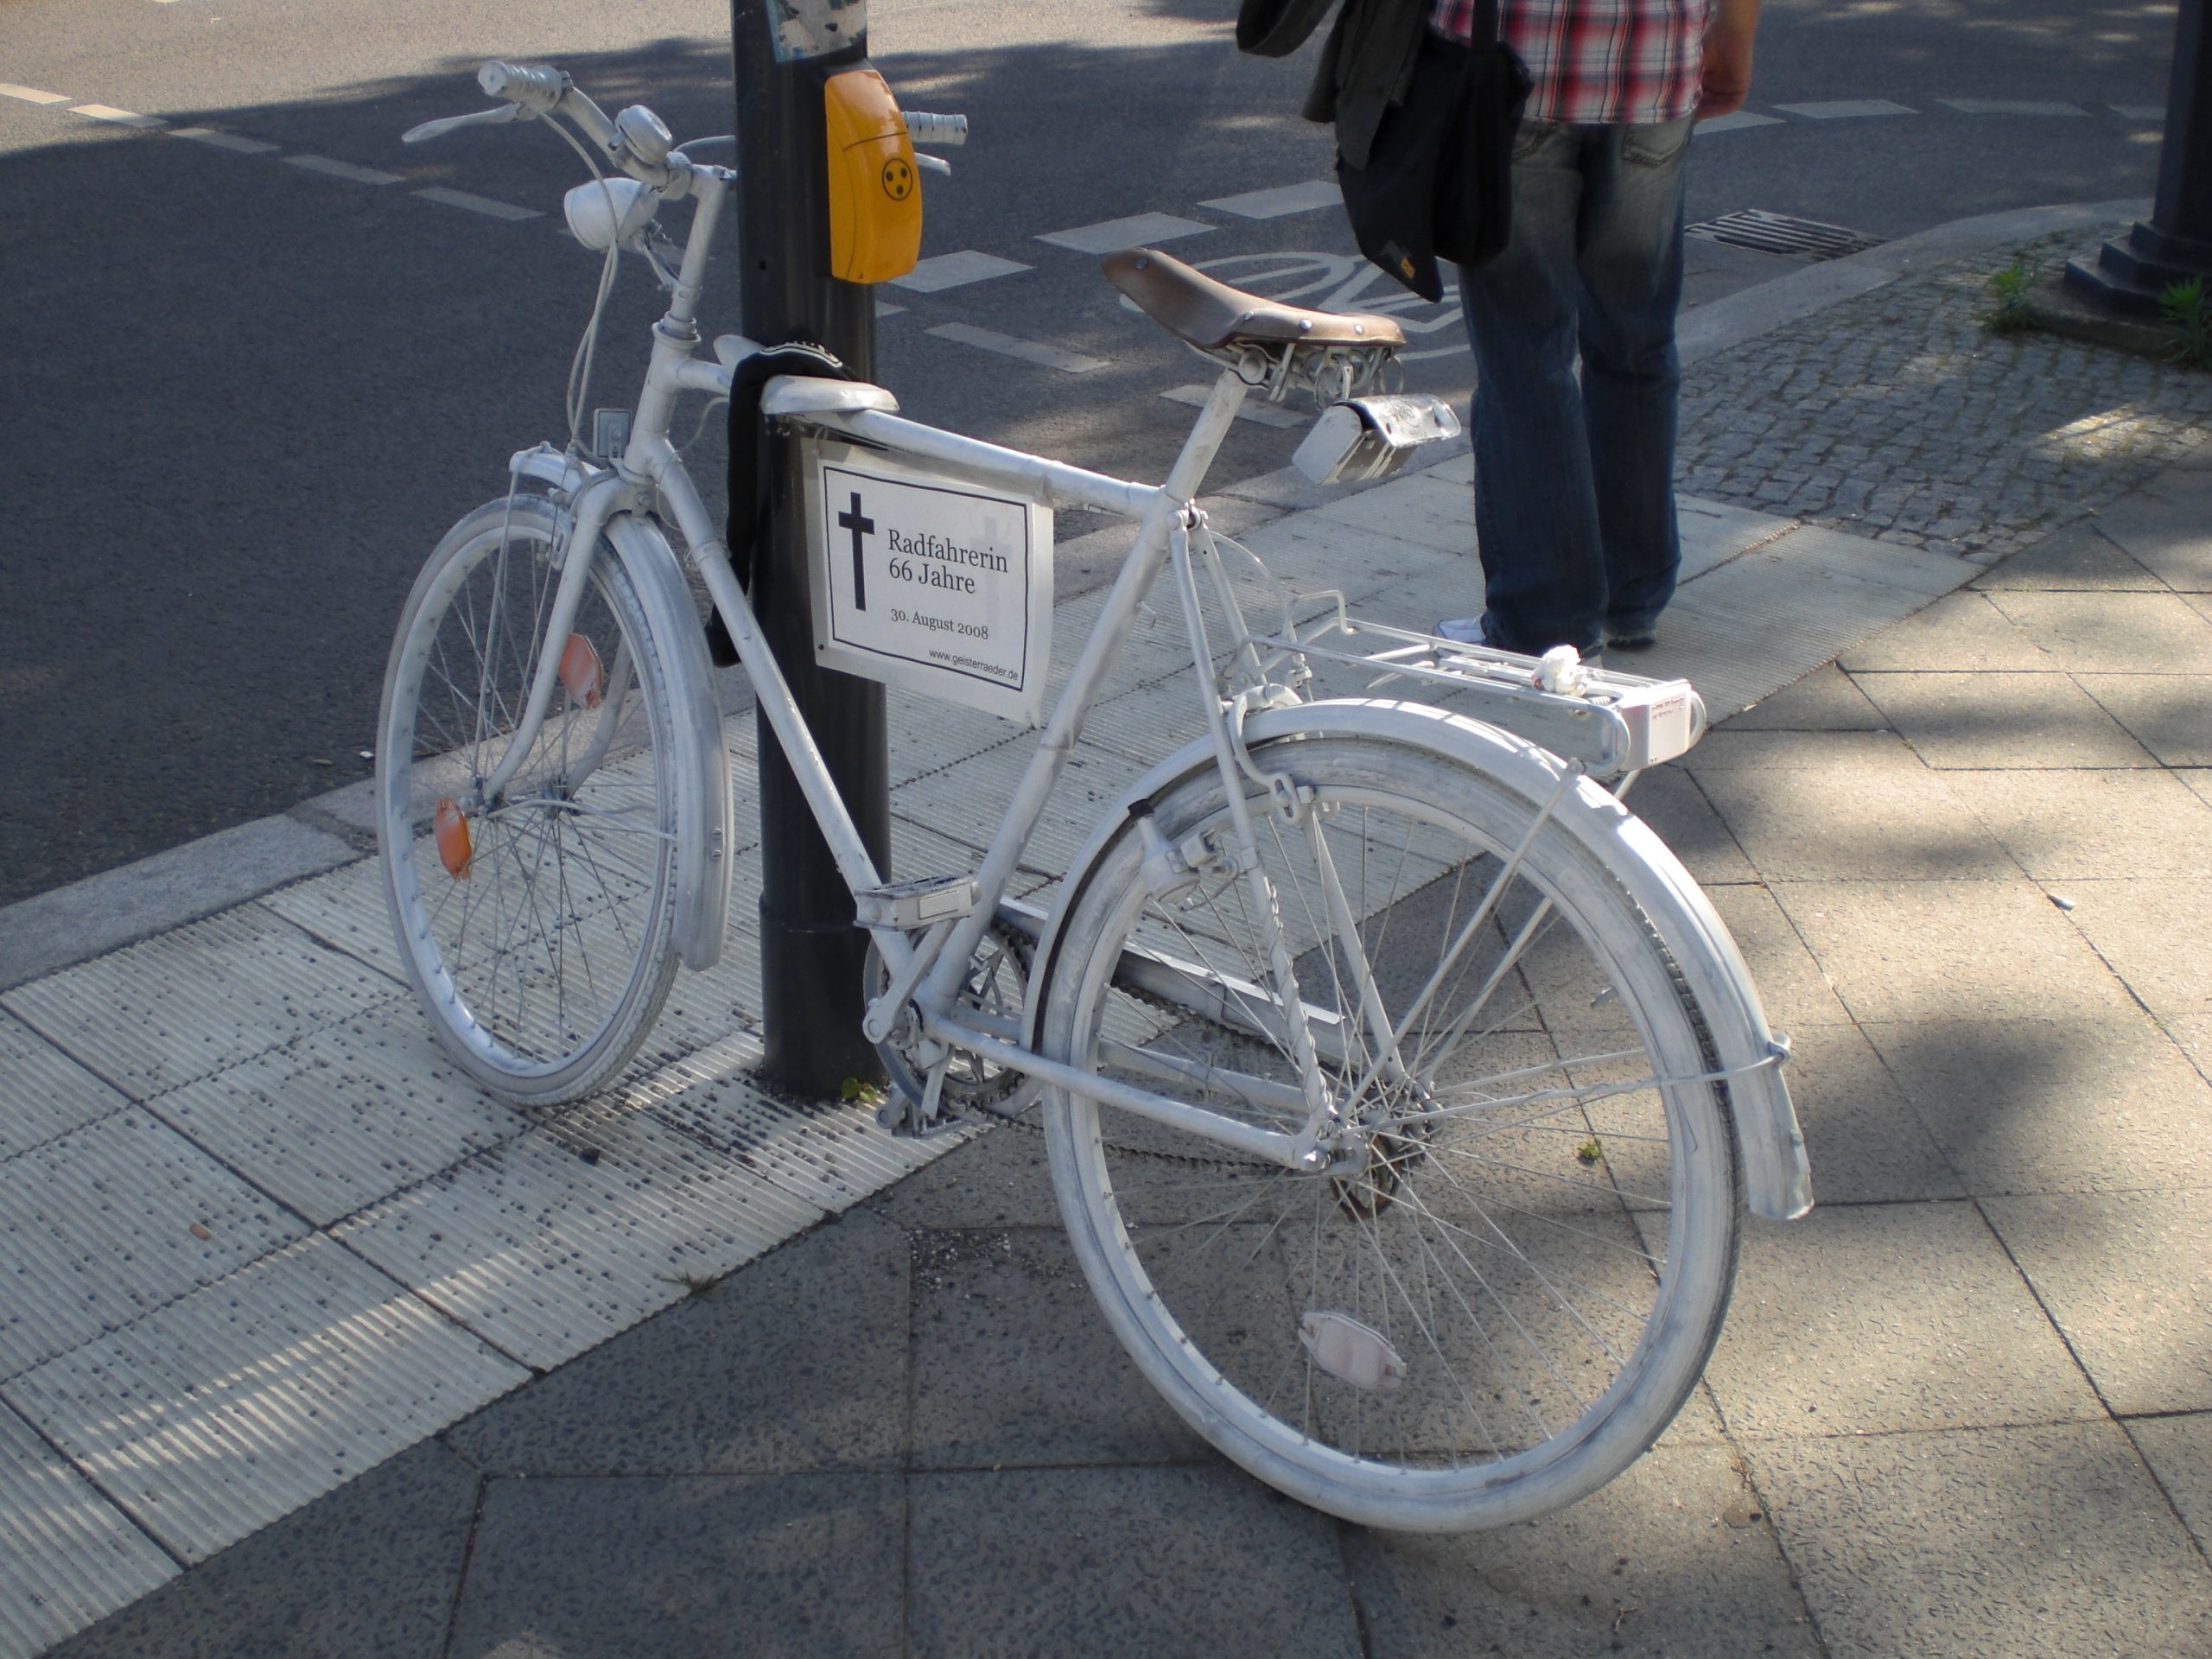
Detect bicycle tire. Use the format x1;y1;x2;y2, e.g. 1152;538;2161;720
377;495;682;1103
1037;734;1742;1531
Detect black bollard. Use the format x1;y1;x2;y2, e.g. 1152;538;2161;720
2068;0;2212;314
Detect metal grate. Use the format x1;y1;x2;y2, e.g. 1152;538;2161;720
1686;208;1885;262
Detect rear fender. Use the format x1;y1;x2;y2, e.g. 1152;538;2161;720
1027;698;1811;1222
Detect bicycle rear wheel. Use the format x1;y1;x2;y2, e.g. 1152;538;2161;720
1038;734;1741;1531
377;496;681;1103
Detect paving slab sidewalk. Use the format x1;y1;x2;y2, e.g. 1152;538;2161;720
4;207;2211;1657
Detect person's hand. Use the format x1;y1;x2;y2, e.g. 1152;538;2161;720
1697;22;1757;119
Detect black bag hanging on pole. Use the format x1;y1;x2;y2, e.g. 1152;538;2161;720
1336;3;1530;302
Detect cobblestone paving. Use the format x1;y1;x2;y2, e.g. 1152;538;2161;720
1679;228;2212;563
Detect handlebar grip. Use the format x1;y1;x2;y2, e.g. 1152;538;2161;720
904;111;968;147
479;61;569;111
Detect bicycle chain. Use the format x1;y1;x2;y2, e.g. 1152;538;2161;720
988;914;1440;1214
949;921;1287;1176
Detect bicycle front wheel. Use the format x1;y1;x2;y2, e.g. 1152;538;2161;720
1038;734;1742;1531
377;496;682;1103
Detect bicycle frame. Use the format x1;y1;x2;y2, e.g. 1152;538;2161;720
382;66;1823;1538
471;140;1370;1171
484;132;1808;1213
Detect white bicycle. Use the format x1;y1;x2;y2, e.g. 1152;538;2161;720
378;63;1811;1533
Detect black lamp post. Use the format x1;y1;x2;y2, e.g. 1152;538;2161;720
2067;0;2212;314
731;0;893;1097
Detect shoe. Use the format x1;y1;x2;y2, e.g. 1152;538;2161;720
1440;616;1612;661
1605;629;1657;652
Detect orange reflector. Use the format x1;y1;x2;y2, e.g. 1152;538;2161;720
433;798;473;880
559;632;604;708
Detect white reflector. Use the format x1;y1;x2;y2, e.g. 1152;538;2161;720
1299;1310;1406;1392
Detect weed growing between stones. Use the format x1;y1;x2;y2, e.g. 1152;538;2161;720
2162;276;2211;370
1983;261;2037;335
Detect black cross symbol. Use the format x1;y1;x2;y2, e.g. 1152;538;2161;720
837;491;874;611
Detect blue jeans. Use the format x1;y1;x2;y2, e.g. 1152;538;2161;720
1456;115;1694;653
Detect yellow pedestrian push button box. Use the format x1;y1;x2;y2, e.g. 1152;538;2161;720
824;67;921;284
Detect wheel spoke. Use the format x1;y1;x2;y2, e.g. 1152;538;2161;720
380;504;679;1103
1040;736;1739;1527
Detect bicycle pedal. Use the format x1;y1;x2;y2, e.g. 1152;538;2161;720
855;874;979;931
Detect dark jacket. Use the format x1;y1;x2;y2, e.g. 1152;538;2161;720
1239;0;1429;168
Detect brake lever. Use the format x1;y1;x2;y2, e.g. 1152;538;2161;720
401;104;531;145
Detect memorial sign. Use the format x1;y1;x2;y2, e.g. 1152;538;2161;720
802;438;1053;725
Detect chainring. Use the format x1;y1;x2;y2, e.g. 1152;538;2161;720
867;921;1041;1122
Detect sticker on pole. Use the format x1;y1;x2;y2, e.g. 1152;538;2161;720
803;439;1053;726
766;0;867;62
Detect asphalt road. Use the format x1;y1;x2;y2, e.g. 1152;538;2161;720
0;0;2183;907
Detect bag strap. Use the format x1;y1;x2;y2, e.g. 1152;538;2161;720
1236;0;1338;57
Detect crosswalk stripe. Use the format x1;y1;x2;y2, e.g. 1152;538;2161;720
1036;212;1212;256
284;153;401;186
926;322;1108;373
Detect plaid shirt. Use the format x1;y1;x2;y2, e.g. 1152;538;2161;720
1431;0;1712;126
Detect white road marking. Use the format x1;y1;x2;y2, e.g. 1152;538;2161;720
284;153;401;186
1200;181;1340;219
171;125;278;155
887;250;1030;292
414;185;539;221
1037;211;1212;255
1938;99;2088;117
1162;383;1306;429
70;104;164;129
0;84;72;105
1774;99;1916;120
0;1405;178;1659
926;321;1107;373
2111;105;2166;122
1694;111;1783;135
876;298;906;318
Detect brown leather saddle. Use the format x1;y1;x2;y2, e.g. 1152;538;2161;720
1101;246;1407;353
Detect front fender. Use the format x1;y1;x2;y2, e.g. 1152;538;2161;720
1027;698;1811;1222
604;514;734;973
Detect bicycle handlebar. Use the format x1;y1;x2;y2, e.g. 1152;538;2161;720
473;60;961;193
479;60;683;191
478;60;568;110
905;111;967;147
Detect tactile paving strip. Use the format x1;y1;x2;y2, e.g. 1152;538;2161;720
260;859;405;982
0;1011;128;1160
332;1104;825;1370
888;692;1027;785
2;906;400;1098
897;741;1134;903
0;1401;176;1659
0;1109;309;1382
651;1073;986;1211
142;1004;527;1229
3;1236;525;1564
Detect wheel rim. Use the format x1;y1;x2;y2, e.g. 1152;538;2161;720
382;510;674;1084
1046;749;1732;1522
